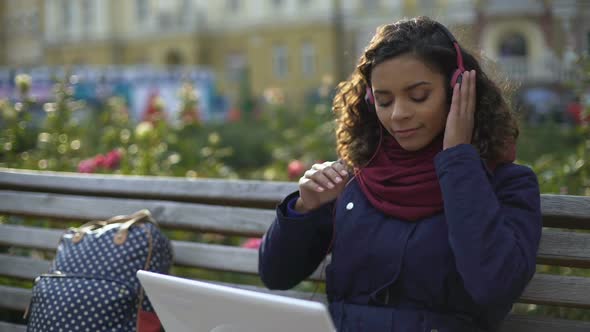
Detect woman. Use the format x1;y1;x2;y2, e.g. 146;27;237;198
258;17;541;332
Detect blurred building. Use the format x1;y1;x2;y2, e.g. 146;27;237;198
476;0;590;83
1;0;589;109
0;0;44;66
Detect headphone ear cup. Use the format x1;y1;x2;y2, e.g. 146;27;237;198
450;69;463;87
365;87;375;112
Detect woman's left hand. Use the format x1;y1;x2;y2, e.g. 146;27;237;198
443;70;476;150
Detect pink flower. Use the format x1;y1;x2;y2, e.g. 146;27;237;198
287;160;306;181
104;149;122;169
241;238;262;250
78;159;96;173
94;154;106;168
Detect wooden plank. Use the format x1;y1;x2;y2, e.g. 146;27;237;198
3;253;590;308
172;240;260;274
2;169;590;227
537;229;590;268
0;225;63;251
0;322;27;332
0;255;50;280
0;168;297;207
0;227;325;281
3;224;590;278
174;241;324;280
520;273;590;308
541;194;590;229
0;286;30;311
0;190;274;236
500;314;590;332
0;278;324;313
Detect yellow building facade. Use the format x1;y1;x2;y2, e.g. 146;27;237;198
4;0;586;106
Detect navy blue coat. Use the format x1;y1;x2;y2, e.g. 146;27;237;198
259;144;542;331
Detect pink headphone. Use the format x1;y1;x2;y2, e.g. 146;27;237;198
365;22;466;110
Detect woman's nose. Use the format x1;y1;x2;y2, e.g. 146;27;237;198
390;101;412;121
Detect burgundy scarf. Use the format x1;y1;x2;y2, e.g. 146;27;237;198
356;133;515;221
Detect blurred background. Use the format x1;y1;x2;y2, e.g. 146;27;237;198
0;0;589;184
1;0;590;324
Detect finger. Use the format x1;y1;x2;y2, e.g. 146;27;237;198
310;171;338;190
303;169;317;178
331;160;349;177
323;167;344;185
460;71;470;114
299;177;325;192
467;70;476;115
450;81;461;114
311;163;323;170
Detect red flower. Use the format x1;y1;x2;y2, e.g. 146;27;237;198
104;149;122;169
94;154;106;168
241;238;262;250
78;158;96;173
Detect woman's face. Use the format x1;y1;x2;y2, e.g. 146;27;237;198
370;53;448;151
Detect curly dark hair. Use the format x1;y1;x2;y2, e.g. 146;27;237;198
333;16;519;169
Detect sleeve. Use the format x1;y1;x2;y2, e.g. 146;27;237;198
258;191;335;290
434;144;542;307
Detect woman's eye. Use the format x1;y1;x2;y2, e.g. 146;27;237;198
411;95;428;103
377;101;392;108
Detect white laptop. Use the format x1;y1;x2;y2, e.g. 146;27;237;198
137;270;336;332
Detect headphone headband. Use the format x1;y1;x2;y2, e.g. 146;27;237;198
434;22;465;80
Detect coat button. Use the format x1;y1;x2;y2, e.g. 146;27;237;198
346;202;354;210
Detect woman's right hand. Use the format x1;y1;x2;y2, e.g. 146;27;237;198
295;161;350;213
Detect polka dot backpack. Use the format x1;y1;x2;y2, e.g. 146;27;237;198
25;209;173;332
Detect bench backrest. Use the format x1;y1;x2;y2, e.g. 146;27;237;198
1;168;590;332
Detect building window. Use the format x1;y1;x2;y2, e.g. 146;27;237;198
301;42;316;77
499;33;527;57
273;45;288;79
365;0;379;11
82;0;93;31
31;11;39;34
62;0;72;28
227;0;240;12
136;0;148;23
180;0;191;24
165;49;184;66
226;52;246;83
271;0;284;8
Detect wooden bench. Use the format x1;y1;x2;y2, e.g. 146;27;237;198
0;168;589;331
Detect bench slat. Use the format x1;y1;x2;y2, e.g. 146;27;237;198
0;286;31;312
0;168;297;207
537;229;590;268
0;226;325;280
0;322;27;332
3;282;590;332
3;224;589;273
500;314;590;332
0;190;274;236
0;276;326;312
520;273;590;308
2;254;590;309
0;255;50;280
540;194;590;229
1;169;590;229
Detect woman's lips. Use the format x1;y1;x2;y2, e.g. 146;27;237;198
394;127;420;138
